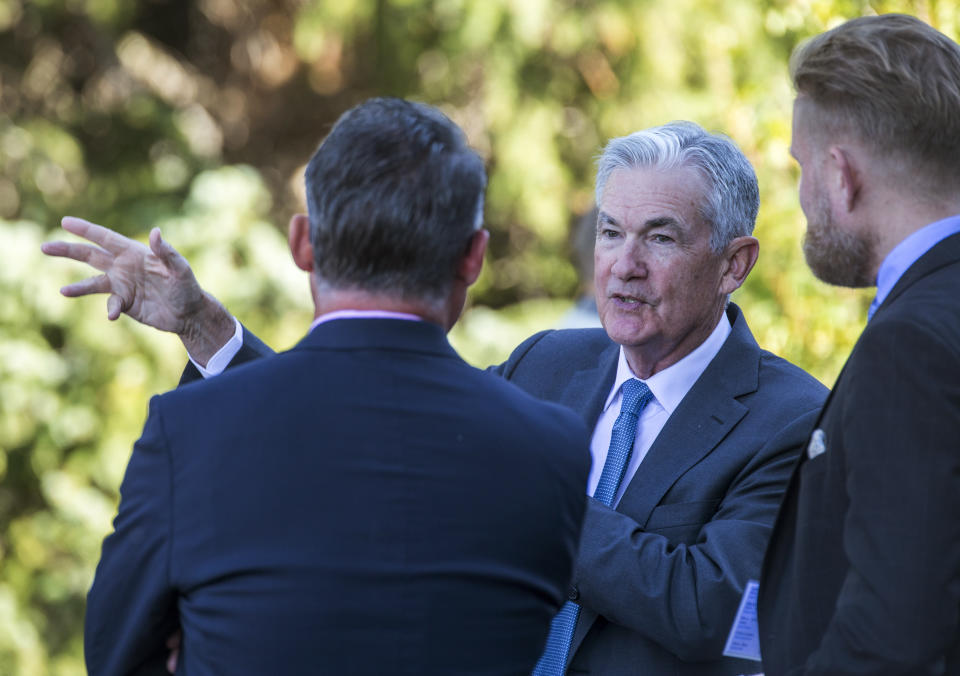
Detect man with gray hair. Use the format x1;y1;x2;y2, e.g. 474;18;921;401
47;120;825;674
759;14;960;674
500;121;825;675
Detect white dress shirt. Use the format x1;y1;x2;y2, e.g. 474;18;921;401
588;313;732;506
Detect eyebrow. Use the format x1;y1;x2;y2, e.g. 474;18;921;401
597;211;617;226
596;211;619;234
645;216;680;230
596;212;683;231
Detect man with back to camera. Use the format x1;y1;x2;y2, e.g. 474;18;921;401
48;122;827;674
758;14;960;675
77;97;592;675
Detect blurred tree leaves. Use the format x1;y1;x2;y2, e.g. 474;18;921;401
2;0;958;672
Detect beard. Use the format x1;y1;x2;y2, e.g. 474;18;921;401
801;195;876;288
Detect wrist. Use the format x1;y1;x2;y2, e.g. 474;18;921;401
179;293;235;367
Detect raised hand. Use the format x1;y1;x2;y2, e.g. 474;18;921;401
43;217;206;332
43;217;235;365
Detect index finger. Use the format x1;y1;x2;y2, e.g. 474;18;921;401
61;216;138;255
41;240;115;271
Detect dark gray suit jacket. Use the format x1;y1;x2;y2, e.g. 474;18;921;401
759;232;960;676
494;304;827;675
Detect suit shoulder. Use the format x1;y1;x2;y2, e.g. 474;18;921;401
873;278;960;350
463;364;591;459
473;361;587;428
496;328;613;378
846;302;960;386
755;350;829;410
158;347;295;415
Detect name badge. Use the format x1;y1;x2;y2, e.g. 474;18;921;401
723;579;762;662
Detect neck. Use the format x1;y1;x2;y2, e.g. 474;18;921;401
863;187;960;272
310;282;448;328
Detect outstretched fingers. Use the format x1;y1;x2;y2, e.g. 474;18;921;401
41;240;115;270
60;274;114;298
61;216;137;255
106;293;126;321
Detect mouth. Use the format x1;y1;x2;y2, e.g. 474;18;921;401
609;293;653;308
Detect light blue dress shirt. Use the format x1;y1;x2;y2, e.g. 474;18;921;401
868;214;960;320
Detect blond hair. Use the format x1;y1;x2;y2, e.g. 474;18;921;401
791;14;960;183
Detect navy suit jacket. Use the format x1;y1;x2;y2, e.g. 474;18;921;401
759;233;960;675
85;318;591;675
494;304;827;675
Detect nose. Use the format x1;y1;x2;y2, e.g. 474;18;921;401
609;240;646;280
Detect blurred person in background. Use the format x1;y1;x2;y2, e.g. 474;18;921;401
556;205;602;329
47;121;826;675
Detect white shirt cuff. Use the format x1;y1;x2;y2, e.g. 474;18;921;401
189;316;243;379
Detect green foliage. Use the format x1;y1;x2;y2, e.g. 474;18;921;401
1;0;957;671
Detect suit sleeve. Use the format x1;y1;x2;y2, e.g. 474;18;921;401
179;323;275;385
800;321;960;675
572;406;821;661
85;397;178;676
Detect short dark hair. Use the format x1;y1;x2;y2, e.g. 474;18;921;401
304;98;486;301
791;14;960;183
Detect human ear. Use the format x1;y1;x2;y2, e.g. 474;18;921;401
719;236;759;295
457;229;489;286
829;146;861;213
288;214;314;272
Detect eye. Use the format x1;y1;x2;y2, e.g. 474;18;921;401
650;233;674;244
599;228;621;239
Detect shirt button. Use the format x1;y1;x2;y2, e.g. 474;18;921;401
567;586;579;601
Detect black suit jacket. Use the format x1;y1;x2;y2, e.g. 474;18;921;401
494;304;827;675
759;232;960;676
86;318;591;675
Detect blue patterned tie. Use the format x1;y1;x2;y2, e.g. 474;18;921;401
532;379;653;675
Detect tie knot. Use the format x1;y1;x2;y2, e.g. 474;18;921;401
620;379;652;416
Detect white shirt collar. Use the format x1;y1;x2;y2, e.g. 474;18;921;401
603;311;733;415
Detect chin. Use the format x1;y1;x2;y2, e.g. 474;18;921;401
601;315;648;346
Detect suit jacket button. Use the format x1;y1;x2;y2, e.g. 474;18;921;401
567;586;579;601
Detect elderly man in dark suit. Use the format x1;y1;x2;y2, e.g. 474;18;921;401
75;98;591;675
499;123;826;675
49;122;826;674
759;15;960;675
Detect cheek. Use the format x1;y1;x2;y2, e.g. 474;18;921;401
593;250;613;286
797;170;819;216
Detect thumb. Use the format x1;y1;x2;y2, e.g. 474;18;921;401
107;294;124;321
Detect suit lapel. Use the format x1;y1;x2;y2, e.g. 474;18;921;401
616;305;756;525
570;305;759;658
557;341;619;427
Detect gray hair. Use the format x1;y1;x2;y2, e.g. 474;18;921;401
595;121;759;251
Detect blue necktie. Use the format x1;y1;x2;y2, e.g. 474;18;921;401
532;379;653;676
